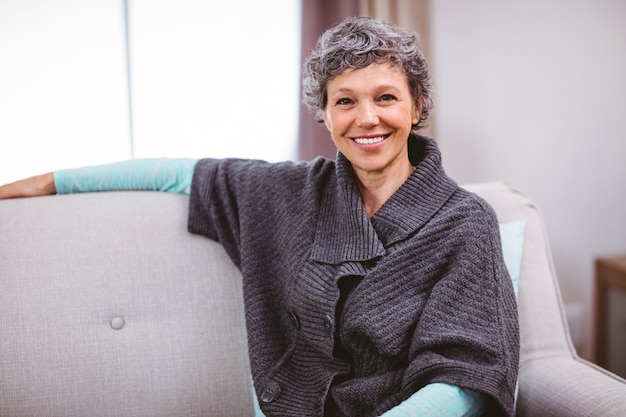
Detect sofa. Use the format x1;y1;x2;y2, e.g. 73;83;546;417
1;182;625;416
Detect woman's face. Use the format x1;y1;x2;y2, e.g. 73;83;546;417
323;62;419;179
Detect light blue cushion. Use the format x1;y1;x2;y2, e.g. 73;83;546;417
499;220;526;298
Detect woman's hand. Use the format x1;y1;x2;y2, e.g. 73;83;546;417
0;173;56;199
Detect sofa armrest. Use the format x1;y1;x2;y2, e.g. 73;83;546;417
465;182;626;416
517;356;626;416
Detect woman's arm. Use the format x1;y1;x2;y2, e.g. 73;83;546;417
0;158;197;199
380;383;487;417
54;158;197;195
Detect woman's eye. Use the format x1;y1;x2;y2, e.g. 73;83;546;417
380;94;396;101
336;98;353;105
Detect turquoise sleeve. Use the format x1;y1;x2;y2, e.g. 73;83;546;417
53;158;198;196
379;383;488;417
249;382;486;417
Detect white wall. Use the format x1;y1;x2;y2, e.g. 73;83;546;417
430;0;626;358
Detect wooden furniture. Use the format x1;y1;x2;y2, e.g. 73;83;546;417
594;255;626;376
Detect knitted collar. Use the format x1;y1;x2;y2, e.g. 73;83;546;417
309;135;458;264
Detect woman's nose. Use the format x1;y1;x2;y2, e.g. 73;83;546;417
355;101;379;127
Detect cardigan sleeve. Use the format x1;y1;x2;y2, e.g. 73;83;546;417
187;157;321;268
187;157;271;266
401;196;519;416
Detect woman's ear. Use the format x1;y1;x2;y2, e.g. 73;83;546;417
412;98;423;126
322;110;331;131
413;97;424;126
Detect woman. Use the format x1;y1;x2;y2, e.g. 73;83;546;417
0;17;519;417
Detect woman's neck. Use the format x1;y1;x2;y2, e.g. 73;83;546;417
355;161;414;218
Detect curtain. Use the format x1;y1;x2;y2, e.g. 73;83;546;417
358;0;431;48
297;0;359;161
359;0;435;139
296;0;434;161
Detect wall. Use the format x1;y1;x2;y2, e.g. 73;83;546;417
430;0;626;358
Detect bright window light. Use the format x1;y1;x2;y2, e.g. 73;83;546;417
129;0;301;162
0;0;130;184
0;0;301;184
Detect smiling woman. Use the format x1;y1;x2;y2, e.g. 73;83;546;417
0;0;300;184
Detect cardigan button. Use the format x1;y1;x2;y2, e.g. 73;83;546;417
260;380;281;403
323;314;334;333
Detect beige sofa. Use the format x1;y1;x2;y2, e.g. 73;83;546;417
1;182;625;416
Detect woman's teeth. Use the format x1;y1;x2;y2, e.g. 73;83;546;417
354;136;386;144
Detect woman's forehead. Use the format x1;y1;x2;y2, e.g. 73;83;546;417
327;62;409;91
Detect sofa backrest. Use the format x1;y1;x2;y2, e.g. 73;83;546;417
0;192;253;417
1;182;595;416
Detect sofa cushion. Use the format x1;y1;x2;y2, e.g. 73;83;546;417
0;192;253;417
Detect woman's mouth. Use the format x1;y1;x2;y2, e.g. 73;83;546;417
352;135;388;145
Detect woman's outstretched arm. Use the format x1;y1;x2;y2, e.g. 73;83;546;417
0;158;197;199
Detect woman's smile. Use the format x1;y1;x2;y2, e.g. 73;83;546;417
351;134;389;145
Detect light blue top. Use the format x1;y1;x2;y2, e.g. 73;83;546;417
54;158;198;195
53;159;488;417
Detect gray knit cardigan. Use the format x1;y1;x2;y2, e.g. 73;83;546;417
188;135;519;417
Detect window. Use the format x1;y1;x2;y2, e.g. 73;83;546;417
0;0;301;184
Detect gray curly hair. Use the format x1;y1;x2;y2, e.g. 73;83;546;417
302;16;433;130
